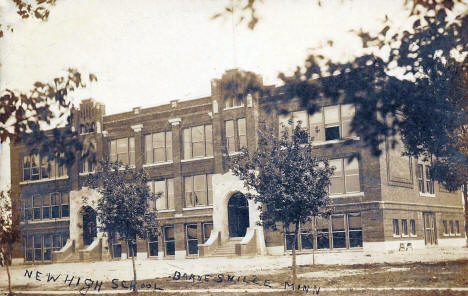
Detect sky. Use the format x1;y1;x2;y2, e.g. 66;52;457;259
0;0;412;115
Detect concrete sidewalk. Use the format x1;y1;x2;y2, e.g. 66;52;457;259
1;246;467;290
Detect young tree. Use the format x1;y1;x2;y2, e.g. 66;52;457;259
0;187;19;296
86;160;160;293
229;120;334;286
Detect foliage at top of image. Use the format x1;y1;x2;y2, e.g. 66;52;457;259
1;69;98;167
0;0;57;38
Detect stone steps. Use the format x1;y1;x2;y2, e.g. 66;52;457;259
210;238;243;257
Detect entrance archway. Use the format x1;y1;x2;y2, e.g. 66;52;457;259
228;192;249;237
82;206;97;246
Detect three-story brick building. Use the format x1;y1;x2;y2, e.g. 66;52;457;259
10;69;466;264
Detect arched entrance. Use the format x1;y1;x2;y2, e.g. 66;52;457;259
82;206;97;246
228;192;249;237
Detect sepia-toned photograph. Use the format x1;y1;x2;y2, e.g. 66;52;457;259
0;0;467;295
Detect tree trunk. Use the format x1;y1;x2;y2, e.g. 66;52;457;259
4;251;12;296
464;183;468;245
291;221;299;288
130;241;137;293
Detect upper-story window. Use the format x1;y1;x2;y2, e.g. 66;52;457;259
109;137;135;166
22;154;67;181
225;94;244;108
329;157;360;195
184;174;213;207
183;125;213;159
225;118;247;153
145;131;173;164
80;140;96;174
417;163;434;194
148;179;174;210
278;104;356;143
21;192;69;221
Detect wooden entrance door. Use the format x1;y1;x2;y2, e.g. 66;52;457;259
228;193;250;237
423;212;437;245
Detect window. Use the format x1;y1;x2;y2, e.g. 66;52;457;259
51;193;61;218
61;193;69;218
410;219;416;236
393;219;400;236
225;118;247;154
332;215;346;248
418;164;434;194
316;217;330;249
25;235;33;261
443;220;448;235
183;124;213;159
329;158;360;195
279;110;309;139
300;222;314;250
112;242;122;258
455;221;460;235
43;235;52;261
148;179;175;210
225;120;235;153
280;104;355;142
164;226;175;256
148;231;158;257
31;154;40;180
449;220;454;235
225;94;244;108
109;137;135;166
324;106;340;141
42;194;50;219
401;219;408;236
80;140;96;173
33;234;42;261
186;224;198;255
41;156;49;179
425;166;434;194
127;238;137;258
284;229;298;251
184;174;213;207
238;118;247;149
145;131;173;164
22;230;69;260
202;223;213;243
348;213;363;248
24;197;32;220
22;154;67;181
33;195;42;220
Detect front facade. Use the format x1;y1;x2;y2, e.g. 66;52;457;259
10;69;466;264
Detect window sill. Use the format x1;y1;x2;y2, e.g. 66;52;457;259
143;161;173;168
157;209;176;213
20;217;70;224
393;235;401;238
223;105;244;111
329;192;364;198
312;137;360;147
118;166;136;171
410;234;417;238
79;171;95;176
20;176;69;185
401;234;409;238
183;206;213;211
419;192;435;197
227;151;243;156
181;156;214;163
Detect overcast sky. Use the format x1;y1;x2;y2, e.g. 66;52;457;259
0;0;411;115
